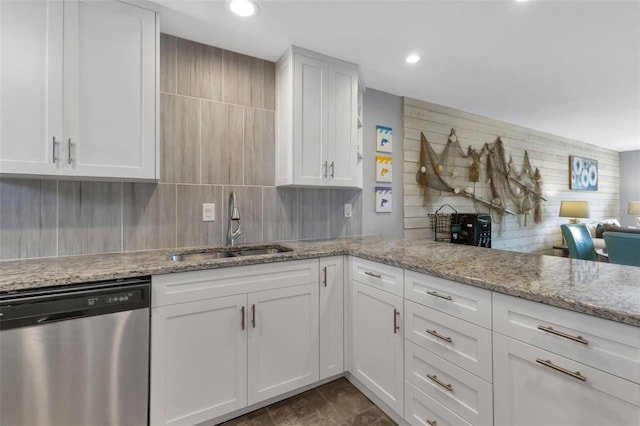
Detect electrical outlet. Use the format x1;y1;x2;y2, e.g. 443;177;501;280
202;203;215;222
344;203;353;218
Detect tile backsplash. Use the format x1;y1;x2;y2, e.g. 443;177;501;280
0;35;362;260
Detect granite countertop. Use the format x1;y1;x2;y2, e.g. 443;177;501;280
1;236;639;327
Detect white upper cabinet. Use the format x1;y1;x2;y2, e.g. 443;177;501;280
0;0;158;180
276;46;362;188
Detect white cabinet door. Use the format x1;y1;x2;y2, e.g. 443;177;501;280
493;332;640;426
247;283;319;405
351;281;404;415
327;62;358;187
0;0;63;175
63;0;156;179
150;295;247;426
294;54;328;186
320;256;344;380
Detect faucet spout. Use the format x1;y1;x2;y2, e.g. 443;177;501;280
227;191;242;247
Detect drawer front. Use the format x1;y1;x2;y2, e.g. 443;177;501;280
405;270;491;328
405;381;471;426
493;292;640;383
405;341;493;426
351;257;403;297
405;300;492;381
152;259;319;307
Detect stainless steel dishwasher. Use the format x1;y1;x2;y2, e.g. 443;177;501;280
0;277;150;426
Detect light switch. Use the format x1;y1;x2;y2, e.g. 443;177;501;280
202;203;215;222
344;203;353;218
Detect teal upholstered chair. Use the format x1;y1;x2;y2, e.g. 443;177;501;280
603;232;640;267
561;224;597;261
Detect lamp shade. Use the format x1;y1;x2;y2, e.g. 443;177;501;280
628;201;640;216
559;200;591;219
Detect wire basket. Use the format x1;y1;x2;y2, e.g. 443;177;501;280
427;204;459;242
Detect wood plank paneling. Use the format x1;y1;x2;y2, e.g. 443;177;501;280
403;97;620;254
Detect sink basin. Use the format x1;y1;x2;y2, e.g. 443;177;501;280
169;245;291;261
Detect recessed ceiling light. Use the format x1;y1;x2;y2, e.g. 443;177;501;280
228;0;259;17
406;54;420;64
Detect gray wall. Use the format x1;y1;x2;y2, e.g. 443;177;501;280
0;35;362;260
362;89;403;237
620;150;640;226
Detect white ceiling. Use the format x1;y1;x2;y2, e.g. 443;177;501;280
154;0;640;152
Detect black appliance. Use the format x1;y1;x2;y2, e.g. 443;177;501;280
450;213;491;247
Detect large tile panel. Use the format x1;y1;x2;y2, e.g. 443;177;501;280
0;179;57;260
244;108;275;186
160;33;177;94
262;60;276;111
223;51;263;108
58;181;122;256
298;188;330;239
123;183;176;251
222;186;263;244
176;184;223;247
201;101;244;185
160;94;200;184
263;187;298;242
176;37;222;100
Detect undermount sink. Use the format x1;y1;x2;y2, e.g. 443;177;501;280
169;245;291;262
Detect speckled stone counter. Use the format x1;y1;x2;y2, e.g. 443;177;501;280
1;236;639;327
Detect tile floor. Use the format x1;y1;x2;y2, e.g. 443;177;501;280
219;378;397;426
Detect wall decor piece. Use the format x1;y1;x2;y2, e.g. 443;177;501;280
376;125;393;153
375;186;392;213
569;156;598;191
376;155;392;182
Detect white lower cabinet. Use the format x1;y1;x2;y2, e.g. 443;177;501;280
405;381;471;426
493;332;640;426
351;279;404;415
319;256;345;380
150;260;319;426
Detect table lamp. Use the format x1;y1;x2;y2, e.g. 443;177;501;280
628;201;640;226
559;200;591;224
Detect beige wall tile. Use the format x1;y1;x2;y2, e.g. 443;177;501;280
244;108;275;186
223;51;263;108
222;186;263;245
201;101;244;185
123;183;176;251
0;179;57;260
58;181;122;256
160;94;200;184
263;60;276;110
160;33;177;94
176;184;223;247
176;37;222;100
263;187;298;241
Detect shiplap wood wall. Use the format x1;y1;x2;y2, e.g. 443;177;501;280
403;98;620;254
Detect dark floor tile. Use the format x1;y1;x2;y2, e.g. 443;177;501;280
219;408;274;426
317;379;375;418
267;389;341;425
347;406;396;426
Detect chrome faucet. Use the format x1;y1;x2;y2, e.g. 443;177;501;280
227;191;242;247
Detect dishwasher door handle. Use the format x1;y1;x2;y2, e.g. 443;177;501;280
37;310;89;324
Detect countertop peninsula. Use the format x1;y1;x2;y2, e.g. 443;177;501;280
1;237;639;327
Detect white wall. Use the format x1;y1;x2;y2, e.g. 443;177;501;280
362;89;403;237
620;150;640;226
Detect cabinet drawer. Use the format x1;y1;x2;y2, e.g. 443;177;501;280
405;381;471;426
351;257;403;297
405;341;493;426
405;270;491;328
493;292;640;383
405;300;492;381
493;333;640;426
152;259;319;307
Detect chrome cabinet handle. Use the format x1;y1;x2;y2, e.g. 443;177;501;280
323;161;328;178
426;290;452;301
536;358;587;382
251;304;256;328
393;308;400;334
426;329;453;343
67;138;73;164
323;266;327;287
241;306;245;330
427;420;437;426
538;325;588;345
427;374;453;391
364;271;382;279
330;161;334;178
52;137;59;163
